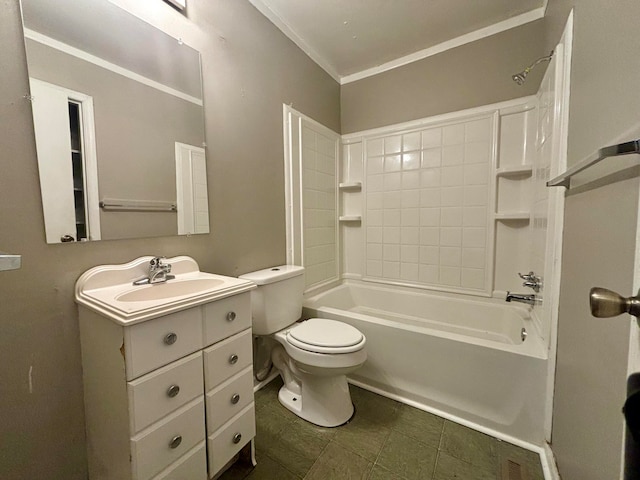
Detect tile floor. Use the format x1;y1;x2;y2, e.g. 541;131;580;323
220;377;545;480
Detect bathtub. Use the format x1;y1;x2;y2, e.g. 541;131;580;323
303;281;548;445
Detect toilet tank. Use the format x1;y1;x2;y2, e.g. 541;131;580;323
239;265;305;335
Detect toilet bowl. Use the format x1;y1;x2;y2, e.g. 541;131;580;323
270;318;366;426
239;266;367;427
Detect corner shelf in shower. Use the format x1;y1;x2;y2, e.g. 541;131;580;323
496;164;533;177
338;182;362;191
338;215;362;223
494;212;530;221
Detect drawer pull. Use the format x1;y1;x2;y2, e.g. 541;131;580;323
169;435;182;449
230;393;240;404
232;433;242;444
166;385;180;398
226;311;237;322
164;333;178;345
229;354;239;365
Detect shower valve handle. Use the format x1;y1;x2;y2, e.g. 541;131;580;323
518;272;542;292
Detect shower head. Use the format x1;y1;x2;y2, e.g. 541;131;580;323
512;71;528;85
512;50;554;85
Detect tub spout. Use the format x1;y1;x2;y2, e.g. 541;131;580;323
506;292;537;305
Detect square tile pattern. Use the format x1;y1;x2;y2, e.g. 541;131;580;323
220;378;544;480
364;117;493;293
302;125;338;289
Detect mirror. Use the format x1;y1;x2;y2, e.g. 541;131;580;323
21;0;208;243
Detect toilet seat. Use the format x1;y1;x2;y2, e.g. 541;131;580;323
286;318;365;354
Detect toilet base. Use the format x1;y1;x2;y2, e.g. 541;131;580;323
277;373;355;427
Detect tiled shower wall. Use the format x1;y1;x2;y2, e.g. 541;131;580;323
363;116;494;294
301;124;339;289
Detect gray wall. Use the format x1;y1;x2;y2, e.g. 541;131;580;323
543;1;640;479
0;0;339;478
341;20;548;134
26;39;204;239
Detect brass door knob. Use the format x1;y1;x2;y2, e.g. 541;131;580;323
590;287;640;318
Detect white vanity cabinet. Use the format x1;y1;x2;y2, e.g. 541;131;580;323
75;256;257;480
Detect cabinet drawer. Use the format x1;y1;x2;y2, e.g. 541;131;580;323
206;366;254;433
128;352;204;434
151;442;207;480
203;329;252;390
207;404;255;477
203;292;251;346
131;397;205;480
125;308;203;380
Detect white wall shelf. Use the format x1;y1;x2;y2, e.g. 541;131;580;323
338;181;362;191
338;215;362;223
496;164;533;177
494;212;530;221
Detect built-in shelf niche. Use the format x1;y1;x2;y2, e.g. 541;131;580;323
338;215;362;223
339;143;363;224
338;182;362;191
494;213;530;221
495;175;533;220
496;164;533;177
492;102;536;295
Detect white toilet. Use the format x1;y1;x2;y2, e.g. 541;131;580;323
240;265;366;427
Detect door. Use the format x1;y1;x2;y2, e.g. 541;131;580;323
29;78;100;243
551;179;637;480
175;142;209;235
30;79;77;242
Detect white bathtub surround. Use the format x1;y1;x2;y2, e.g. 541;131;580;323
285;83;567;466
304;281;547;445
340;96;539;300
283;106;341;291
363;114;497;294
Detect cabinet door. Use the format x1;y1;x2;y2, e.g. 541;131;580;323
207;404;256;477
151;442;207;480
203;329;252;390
203;292;251;346
205;366;254;433
130;398;205;480
128;352;204;433
125;307;203;380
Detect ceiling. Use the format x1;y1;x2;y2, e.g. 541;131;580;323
22;0;202;97
248;0;546;83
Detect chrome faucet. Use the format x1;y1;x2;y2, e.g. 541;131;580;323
505;292;537;305
133;257;175;285
518;271;542;292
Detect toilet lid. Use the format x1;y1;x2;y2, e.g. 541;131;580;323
287;318;365;354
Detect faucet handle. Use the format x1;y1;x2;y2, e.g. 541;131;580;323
150;256;166;269
518;271;539;281
519;271;542;292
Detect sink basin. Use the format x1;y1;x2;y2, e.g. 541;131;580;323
75;256;257;324
116;278;226;302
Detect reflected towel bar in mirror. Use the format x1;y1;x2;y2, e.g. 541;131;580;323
99;199;177;212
